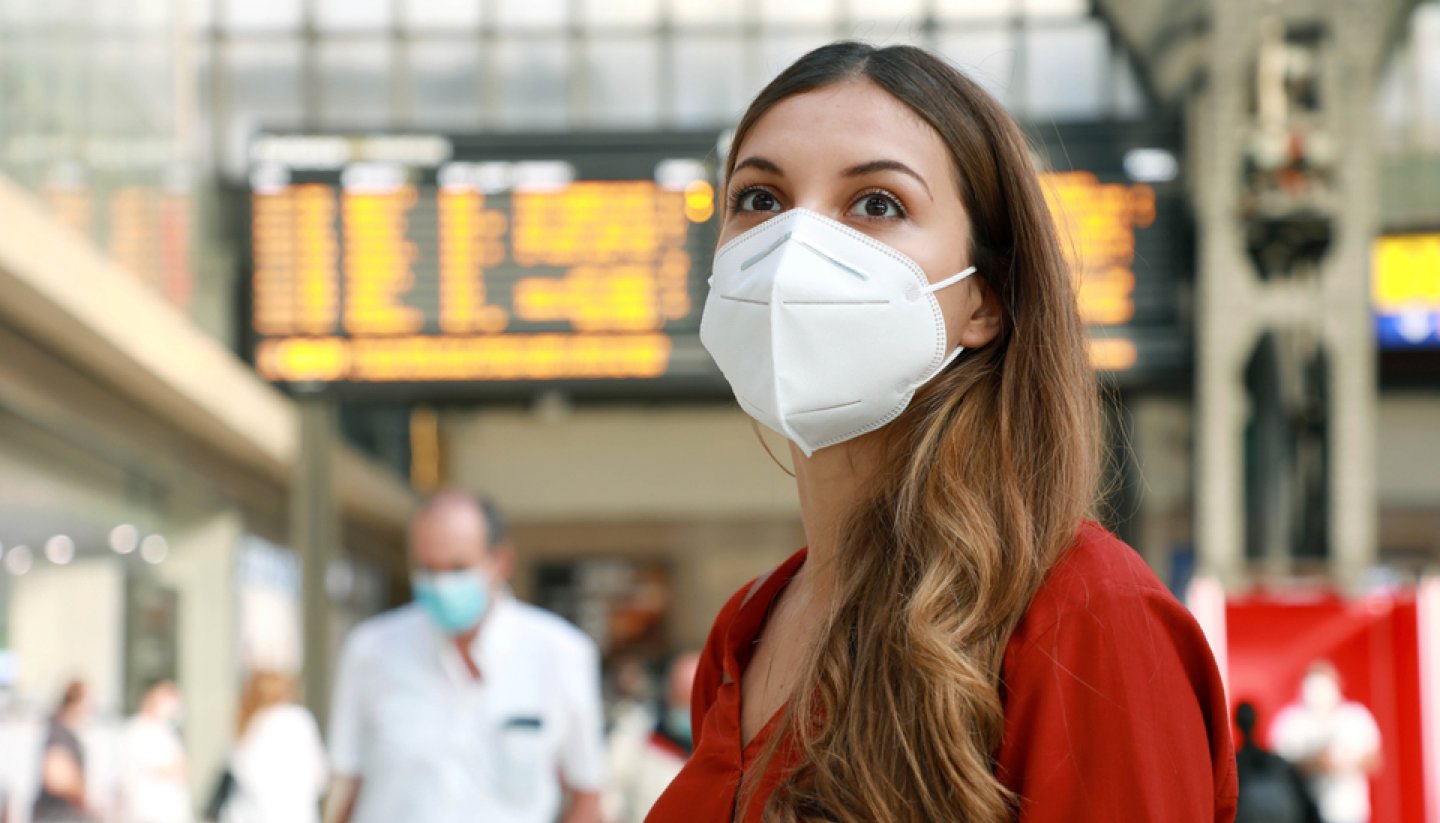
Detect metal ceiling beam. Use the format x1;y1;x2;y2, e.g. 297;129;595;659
1092;0;1423;107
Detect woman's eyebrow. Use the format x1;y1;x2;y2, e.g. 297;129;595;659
843;160;932;200
733;156;783;176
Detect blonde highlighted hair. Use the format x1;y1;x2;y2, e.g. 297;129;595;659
236;670;297;739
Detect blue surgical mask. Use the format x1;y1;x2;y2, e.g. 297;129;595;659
412;569;491;634
664;706;693;748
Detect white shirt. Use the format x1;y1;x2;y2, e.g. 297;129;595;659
603;721;687;823
329;596;607;823
224;704;328;823
118;716;192;823
1271;700;1382;823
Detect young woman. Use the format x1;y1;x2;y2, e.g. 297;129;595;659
646;42;1236;823
221;671;328;823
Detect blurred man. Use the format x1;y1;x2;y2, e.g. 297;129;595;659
1271;662;1382;823
326;491;605;823
1234;701;1320;823
118;679;192;823
604;653;700;823
33;679;93;823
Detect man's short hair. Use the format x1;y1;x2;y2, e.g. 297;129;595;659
416;489;509;550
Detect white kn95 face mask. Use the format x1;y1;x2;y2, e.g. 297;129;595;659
700;208;978;457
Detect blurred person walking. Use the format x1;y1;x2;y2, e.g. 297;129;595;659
1234;701;1320;823
646;41;1235;823
214;671;327;823
1271;662;1382;823
118;680;192;823
325;491;606;823
605;654;699;823
32;679;95;823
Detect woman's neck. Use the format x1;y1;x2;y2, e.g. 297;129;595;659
789;436;880;601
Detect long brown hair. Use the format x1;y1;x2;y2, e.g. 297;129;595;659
236;670;296;739
728;42;1102;822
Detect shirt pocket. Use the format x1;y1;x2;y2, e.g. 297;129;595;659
494;714;552;807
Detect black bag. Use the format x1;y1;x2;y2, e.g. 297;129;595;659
202;768;236;822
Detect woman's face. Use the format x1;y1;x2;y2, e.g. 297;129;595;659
720;79;1000;353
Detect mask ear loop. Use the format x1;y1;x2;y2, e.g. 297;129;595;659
919;265;978;295
909;266;979;388
750;419;797;478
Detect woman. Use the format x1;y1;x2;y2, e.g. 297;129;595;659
33;680;93;823
646;42;1236;823
221;671;327;823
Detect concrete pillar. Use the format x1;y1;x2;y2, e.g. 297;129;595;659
156;507;245;804
1192;0;1382;593
1321;1;1382;594
292;392;339;731
1191;4;1257;589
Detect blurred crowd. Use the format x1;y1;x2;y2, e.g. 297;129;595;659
0;493;704;823
5;657;701;823
5;627;1388;823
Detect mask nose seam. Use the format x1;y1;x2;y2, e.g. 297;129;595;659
739;230;793;271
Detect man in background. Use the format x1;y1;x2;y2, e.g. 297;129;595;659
604;653;699;823
325;491;606;823
118;679;192;823
1234;701;1320;823
1271;662;1382;823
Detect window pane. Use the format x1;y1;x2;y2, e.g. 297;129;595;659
190;0;213;31
672;1;742;27
934;0;1015;22
1022;0;1086;17
1419;5;1440;150
586;37;659;126
223;0;302;31
224;40;303;173
1110;53;1147;119
496;0;566;30
402;0;482;29
316;0;391;31
318;40;393;128
1021;21;1105;120
673;34;749;127
760;0;835;26
761;32;837;81
193;43;216;170
407;41;482;128
95;0;169;29
496;37;568;128
580;0;660;28
848;0;925;23
937;28;1016;109
92;38;174;135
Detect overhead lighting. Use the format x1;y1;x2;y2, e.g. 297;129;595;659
1123;148;1179;183
140;535;169;565
4;546;34;576
109;524;140;555
44;535;75;566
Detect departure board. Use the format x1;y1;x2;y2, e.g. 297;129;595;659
1373;233;1440;349
247;132;722;393
1031;121;1192;381
246;125;1191;395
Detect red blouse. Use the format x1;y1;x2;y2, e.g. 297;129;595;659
646;521;1238;822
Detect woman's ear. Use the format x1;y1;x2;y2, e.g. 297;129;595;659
956;277;1003;349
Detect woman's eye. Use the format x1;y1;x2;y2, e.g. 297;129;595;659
849;193;905;219
735;188;782;213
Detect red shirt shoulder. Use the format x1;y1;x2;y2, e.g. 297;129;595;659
689;550;807;747
996;521;1238;821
